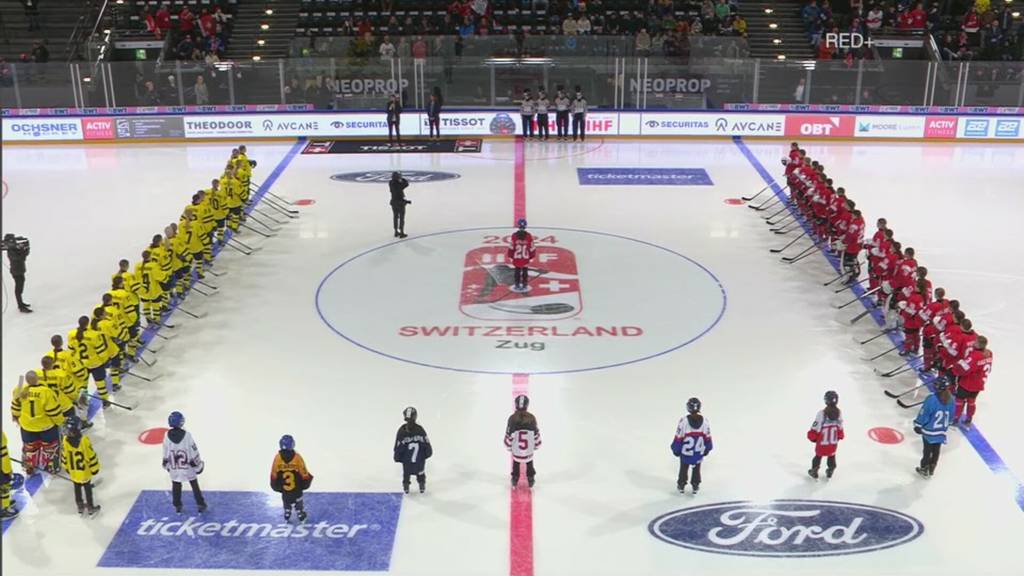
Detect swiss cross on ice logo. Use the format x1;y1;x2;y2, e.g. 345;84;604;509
459;236;581;321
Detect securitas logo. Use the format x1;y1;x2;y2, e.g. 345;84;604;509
649;500;923;557
99;491;402;571
331;120;388;129
646;119;710;129
332;170;460;184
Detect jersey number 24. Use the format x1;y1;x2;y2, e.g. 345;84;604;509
681;435;705;457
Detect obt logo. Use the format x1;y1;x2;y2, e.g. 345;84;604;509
801;117;842;136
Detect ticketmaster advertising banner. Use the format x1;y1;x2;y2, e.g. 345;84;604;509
99;491;403;571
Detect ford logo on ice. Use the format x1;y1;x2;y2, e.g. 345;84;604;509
331;170;461;184
649;500;923;557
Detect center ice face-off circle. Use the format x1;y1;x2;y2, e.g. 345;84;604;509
316;227;726;374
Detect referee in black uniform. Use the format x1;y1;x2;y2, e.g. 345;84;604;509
389;172;411;238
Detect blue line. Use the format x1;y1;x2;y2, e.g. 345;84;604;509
2;138;305;535
314;226;727;375
733;135;1024;513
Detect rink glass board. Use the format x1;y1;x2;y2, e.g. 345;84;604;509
576;168;714;186
303;138;482;154
99;490;403;571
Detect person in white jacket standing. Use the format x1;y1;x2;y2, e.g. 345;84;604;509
162;411;207;514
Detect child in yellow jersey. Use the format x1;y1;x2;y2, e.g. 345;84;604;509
11;371;65;475
1;431;17;519
61;415;101;517
271;435;313;523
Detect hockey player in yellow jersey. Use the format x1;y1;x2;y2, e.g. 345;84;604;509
69;315;111;403
147;234;173;315
114;259;143;358
194;190;216;265
11;371;65;475
61;415;101;517
48;334;89;397
36;355;75;418
166;224;191;301
138;249;168;325
1;431;17;520
95;303;126;392
208;178;230;245
110;276;140;360
222;165;244;233
181;209;207;278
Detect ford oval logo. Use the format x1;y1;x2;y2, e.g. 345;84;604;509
649;500;923;557
331;170;461;184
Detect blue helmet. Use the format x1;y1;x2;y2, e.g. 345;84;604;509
279;434;295;451
824;390;839;406
686;397;701;414
517;218;527;230
168;411;185;429
932;375;950;391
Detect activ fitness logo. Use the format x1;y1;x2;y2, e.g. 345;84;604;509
331;170;461;184
649;500;923;557
316;227;726;374
99;491;402;571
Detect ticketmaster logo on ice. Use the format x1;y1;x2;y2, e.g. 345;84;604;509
649;500;923;557
99;490;403;571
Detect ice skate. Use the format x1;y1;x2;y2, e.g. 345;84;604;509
691;484;700;495
807;468;819;479
197;503;208;514
297;510;308;523
87;505;101;518
826;468;835;479
677;482;686;493
284;509;292;522
403;482;410;495
915;466;931;478
0;506;19;520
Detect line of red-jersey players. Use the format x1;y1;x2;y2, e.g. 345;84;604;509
781;142;993;428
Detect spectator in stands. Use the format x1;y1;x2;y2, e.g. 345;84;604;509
176;35;195;60
636;27;652;55
180;6;196;35
141;80;161;105
850;0;864;16
0;58;11;87
358;18;372;37
577;13;593;34
30;40;48;64
927;4;942;34
193;75;209;105
908;2;927;29
459;15;475;37
802;0;821;28
734;14;748;37
984;19;1003;57
412;36;428;62
143;7;159;38
21;0;41;32
715;0;731;23
962;6;981;38
199;9;216;38
155;4;172;37
866;4;883;33
701;0;716;25
379;36;396;60
882;4;899;28
213;5;229;27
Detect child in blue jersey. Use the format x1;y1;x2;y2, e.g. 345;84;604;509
671;397;713;494
913;376;955;478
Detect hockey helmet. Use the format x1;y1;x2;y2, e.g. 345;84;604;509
824;390;839;406
932;375;950;392
65;414;82;436
517;218;528;230
168;411;185;429
515;395;529;411
279;434;295;451
686;397;701;414
403;406;418;422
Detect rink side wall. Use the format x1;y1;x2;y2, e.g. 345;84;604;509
2;106;1022;144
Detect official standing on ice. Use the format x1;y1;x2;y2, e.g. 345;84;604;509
571;86;588;142
389;172;411;238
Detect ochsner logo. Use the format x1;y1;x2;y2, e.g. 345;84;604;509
649;500;923;557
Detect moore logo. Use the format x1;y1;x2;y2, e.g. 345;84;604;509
649;500;923;557
331;170;460;184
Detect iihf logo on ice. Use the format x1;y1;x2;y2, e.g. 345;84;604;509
649;500;923;557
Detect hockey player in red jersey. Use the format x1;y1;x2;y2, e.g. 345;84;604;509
952;335;992;428
507;219;536;293
919;288;949;371
899;280;928;356
867;220;891;292
807;391;844;479
841;207;865;282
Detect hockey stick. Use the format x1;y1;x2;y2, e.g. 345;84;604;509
781;243;816;262
152;331;176;341
835;286;881;309
266;190;295;206
226;242;252;256
771;225;796;235
264;197;299;216
785;243;821;264
897;398;926;409
875;363;917;378
192;286;214;297
886;383;927;399
749;195;779;211
855;327;898;346
742;183;772;202
136;354;157;368
768;213;796;228
250;209;287;226
849;305;877;325
770;232;807;254
86;393;136;409
177;306;206;320
241;222;274;238
10;458;74;482
206;268;226;277
834;276;869;293
762;204;789;222
124;370;161;383
231;237;260;252
863;344;899;362
823;270;848;287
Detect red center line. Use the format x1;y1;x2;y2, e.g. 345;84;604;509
509;137;534;576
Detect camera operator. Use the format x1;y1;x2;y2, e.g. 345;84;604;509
389;172;411;239
2;233;31;313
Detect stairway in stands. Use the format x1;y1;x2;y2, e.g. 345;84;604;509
225;0;300;61
0;0;94;61
739;0;816;60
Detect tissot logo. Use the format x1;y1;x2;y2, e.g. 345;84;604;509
649;500;923;557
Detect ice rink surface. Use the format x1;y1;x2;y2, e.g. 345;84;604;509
2;136;1023;576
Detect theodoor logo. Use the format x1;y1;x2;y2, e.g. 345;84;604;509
649;500;923;557
331;170;460;184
